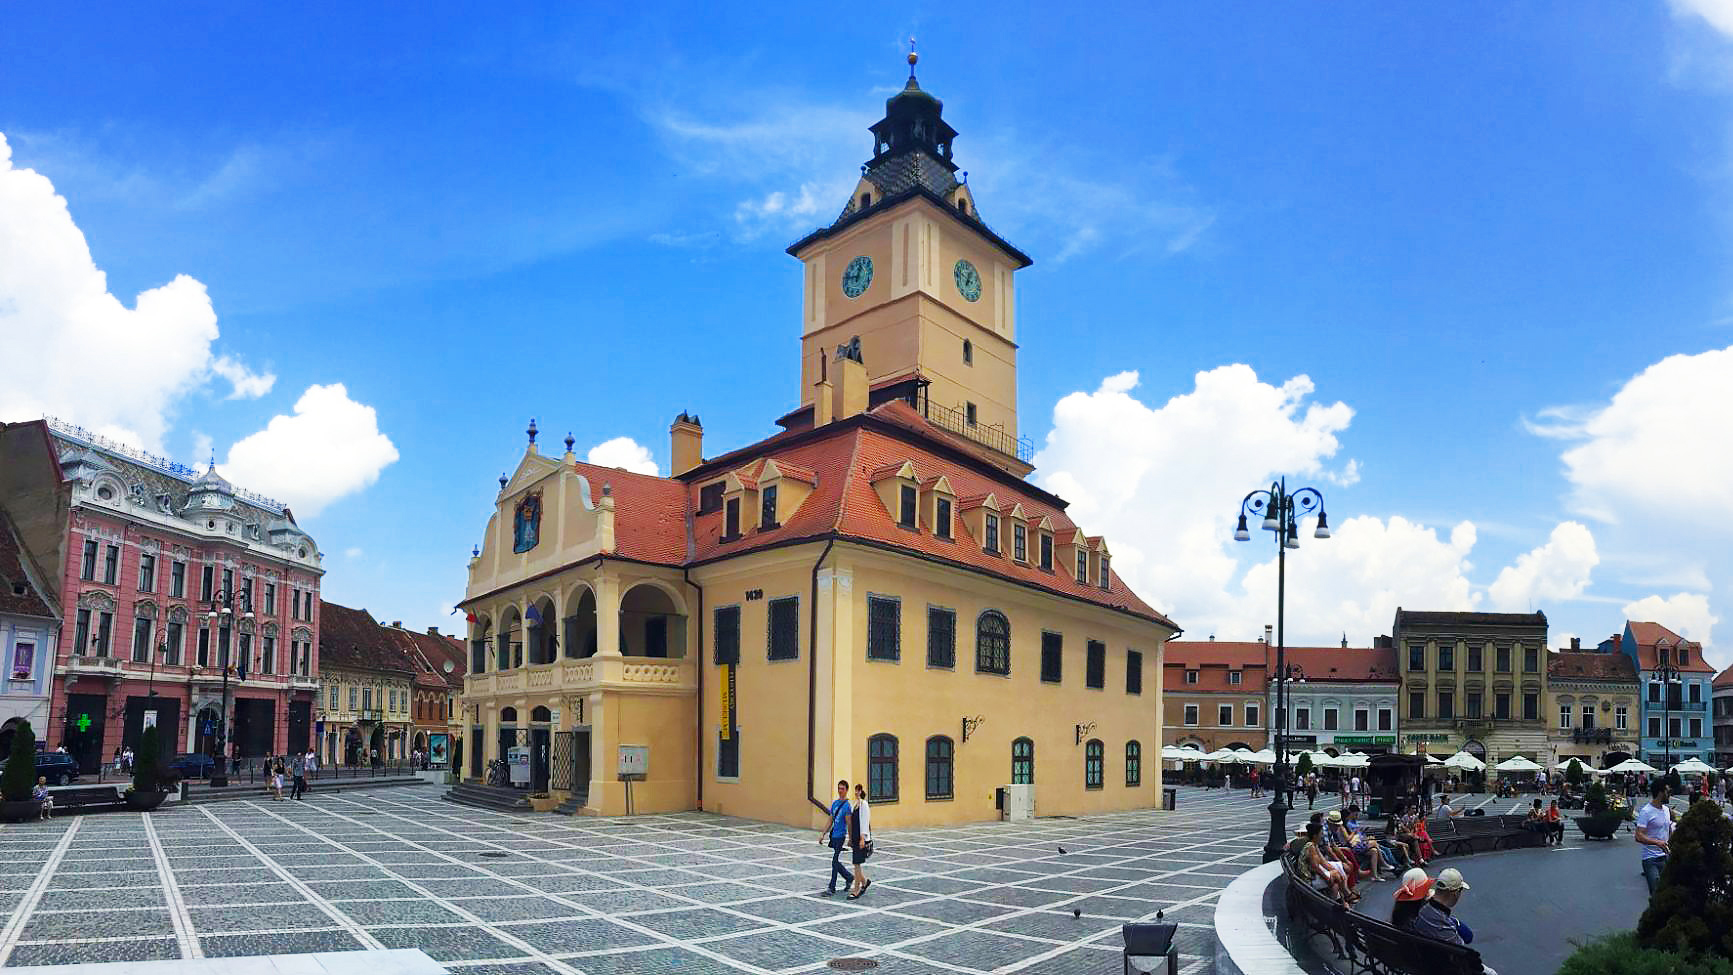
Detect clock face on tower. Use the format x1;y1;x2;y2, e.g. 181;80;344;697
953;259;982;302
841;256;874;298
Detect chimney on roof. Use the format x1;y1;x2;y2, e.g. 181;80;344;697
1571;636;1581;650
1264;624;1273;646
392;621;401;629
427;627;440;637
1341;633;1349;649
831;337;868;423
670;413;703;477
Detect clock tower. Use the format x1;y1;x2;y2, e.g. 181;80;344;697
787;46;1033;470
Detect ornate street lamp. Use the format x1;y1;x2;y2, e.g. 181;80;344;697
1234;477;1331;863
204;586;254;786
1655;644;1681;775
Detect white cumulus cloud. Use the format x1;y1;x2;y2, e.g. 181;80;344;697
1671;0;1733;38
1487;522;1600;612
1531;346;1733;524
586;437;659;476
219;383;399;518
0;131;273;450
1624;592;1720;649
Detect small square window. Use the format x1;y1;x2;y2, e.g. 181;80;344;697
966;402;978;427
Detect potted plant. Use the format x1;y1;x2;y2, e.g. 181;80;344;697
1575;780;1625;840
124;726;171;811
0;721;42;822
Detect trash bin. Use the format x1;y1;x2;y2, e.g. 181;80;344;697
1161;787;1176;811
1122;921;1178;974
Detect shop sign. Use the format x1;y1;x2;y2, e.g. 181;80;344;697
1404;733;1452;742
719;664;734;741
1333;735;1396;746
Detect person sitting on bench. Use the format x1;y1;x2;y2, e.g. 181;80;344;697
32;777;51;820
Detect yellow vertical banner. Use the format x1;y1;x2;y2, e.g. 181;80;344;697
719;663;733;741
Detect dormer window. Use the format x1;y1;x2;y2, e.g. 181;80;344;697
724;498;740;540
1040;533;1053;571
760;485;779;530
1013;523;1027;563
984;514;1000;554
1099;555;1111;589
936;497;953;540
698;482;725;515
1681;645;1691;665
860;192;871;209
1076;550;1088;584
898;485;917;529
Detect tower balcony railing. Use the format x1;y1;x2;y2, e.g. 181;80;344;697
924;402;1034;464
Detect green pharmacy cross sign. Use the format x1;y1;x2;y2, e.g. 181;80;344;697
75;713;92;733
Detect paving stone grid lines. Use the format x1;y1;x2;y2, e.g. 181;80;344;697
0;785;1319;975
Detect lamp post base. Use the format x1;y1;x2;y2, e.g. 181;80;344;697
1261;770;1291;863
210;756;228;789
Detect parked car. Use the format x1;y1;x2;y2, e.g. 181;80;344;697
167;753;214;780
0;751;80;786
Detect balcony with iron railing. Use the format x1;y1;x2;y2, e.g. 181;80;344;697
1571;728;1615;745
924;401;1034;465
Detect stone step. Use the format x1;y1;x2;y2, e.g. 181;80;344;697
180;777;429;805
442;782;533;812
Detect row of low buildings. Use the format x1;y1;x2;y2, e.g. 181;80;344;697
0;417;467;774
1164;610;1723;772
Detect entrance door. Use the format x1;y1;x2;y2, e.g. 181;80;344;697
232;699;275;758
196;707;222;756
123;697;180;760
287;701;311;755
570;728;591;805
531;727;551;792
63;693;107;774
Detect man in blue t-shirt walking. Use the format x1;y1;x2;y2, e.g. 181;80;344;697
1635;779;1674;895
820;779;854;896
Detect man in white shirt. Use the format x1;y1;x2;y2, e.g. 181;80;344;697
1350;775;1361;800
1635;780;1674;895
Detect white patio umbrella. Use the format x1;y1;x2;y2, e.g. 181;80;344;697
1245;749;1278;766
1606;758;1658;775
1215;749;1257;765
1672;757;1718;776
1421;753;1444;765
1201;748;1239;763
1552;759;1602;775
1160;745;1193;761
1493;755;1543;774
1442;751;1485;771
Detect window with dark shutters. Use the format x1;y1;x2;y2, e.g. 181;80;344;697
927;607;955;668
1126;649;1142;694
1040;632;1063;683
899;485;918;529
714;606;740;665
761;485;779;529
767;597;799;661
1086;640;1106;689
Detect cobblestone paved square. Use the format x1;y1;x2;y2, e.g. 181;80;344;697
0;784;1282;973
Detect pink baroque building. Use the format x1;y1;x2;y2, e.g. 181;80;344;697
45;418;324;774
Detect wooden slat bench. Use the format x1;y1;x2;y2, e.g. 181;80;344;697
1282;855;1485;975
48;786;125;813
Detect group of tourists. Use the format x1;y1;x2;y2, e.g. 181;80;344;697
1288;803;1435;906
258;749;319;801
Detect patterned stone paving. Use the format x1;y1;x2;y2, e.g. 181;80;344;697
0;785;1287;973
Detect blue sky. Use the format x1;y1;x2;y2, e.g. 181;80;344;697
4;3;1733;662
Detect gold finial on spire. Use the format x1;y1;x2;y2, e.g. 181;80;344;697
908;36;918;78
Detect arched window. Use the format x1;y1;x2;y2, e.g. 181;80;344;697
868;734;899;802
1085;739;1104;790
1125;741;1142;787
531;706;551;723
1012;737;1034;785
976;611;1010;676
499;707;518;725
925;736;954;800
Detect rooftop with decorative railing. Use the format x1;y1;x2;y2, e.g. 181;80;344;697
45;416;287;513
924;401;1033;464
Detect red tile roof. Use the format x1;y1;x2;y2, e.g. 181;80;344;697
585;403;1175;628
1280;645;1400;683
383;624;469;691
568;461;690;566
1627;621;1715;673
1548;651;1638;682
1715;664;1733;690
318;601;418;675
1164;641;1271;692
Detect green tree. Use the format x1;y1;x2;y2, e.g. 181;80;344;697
1567;759;1586;788
131;726;166;793
1638;798;1733;958
1561;932;1733;975
1;721;35;802
1585;780;1609;814
1295;752;1314;780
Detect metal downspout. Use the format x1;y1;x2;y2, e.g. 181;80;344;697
807;537;837;814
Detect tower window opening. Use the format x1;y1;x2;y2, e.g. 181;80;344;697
962;340;972;365
860;192;871;209
965;402;978;427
